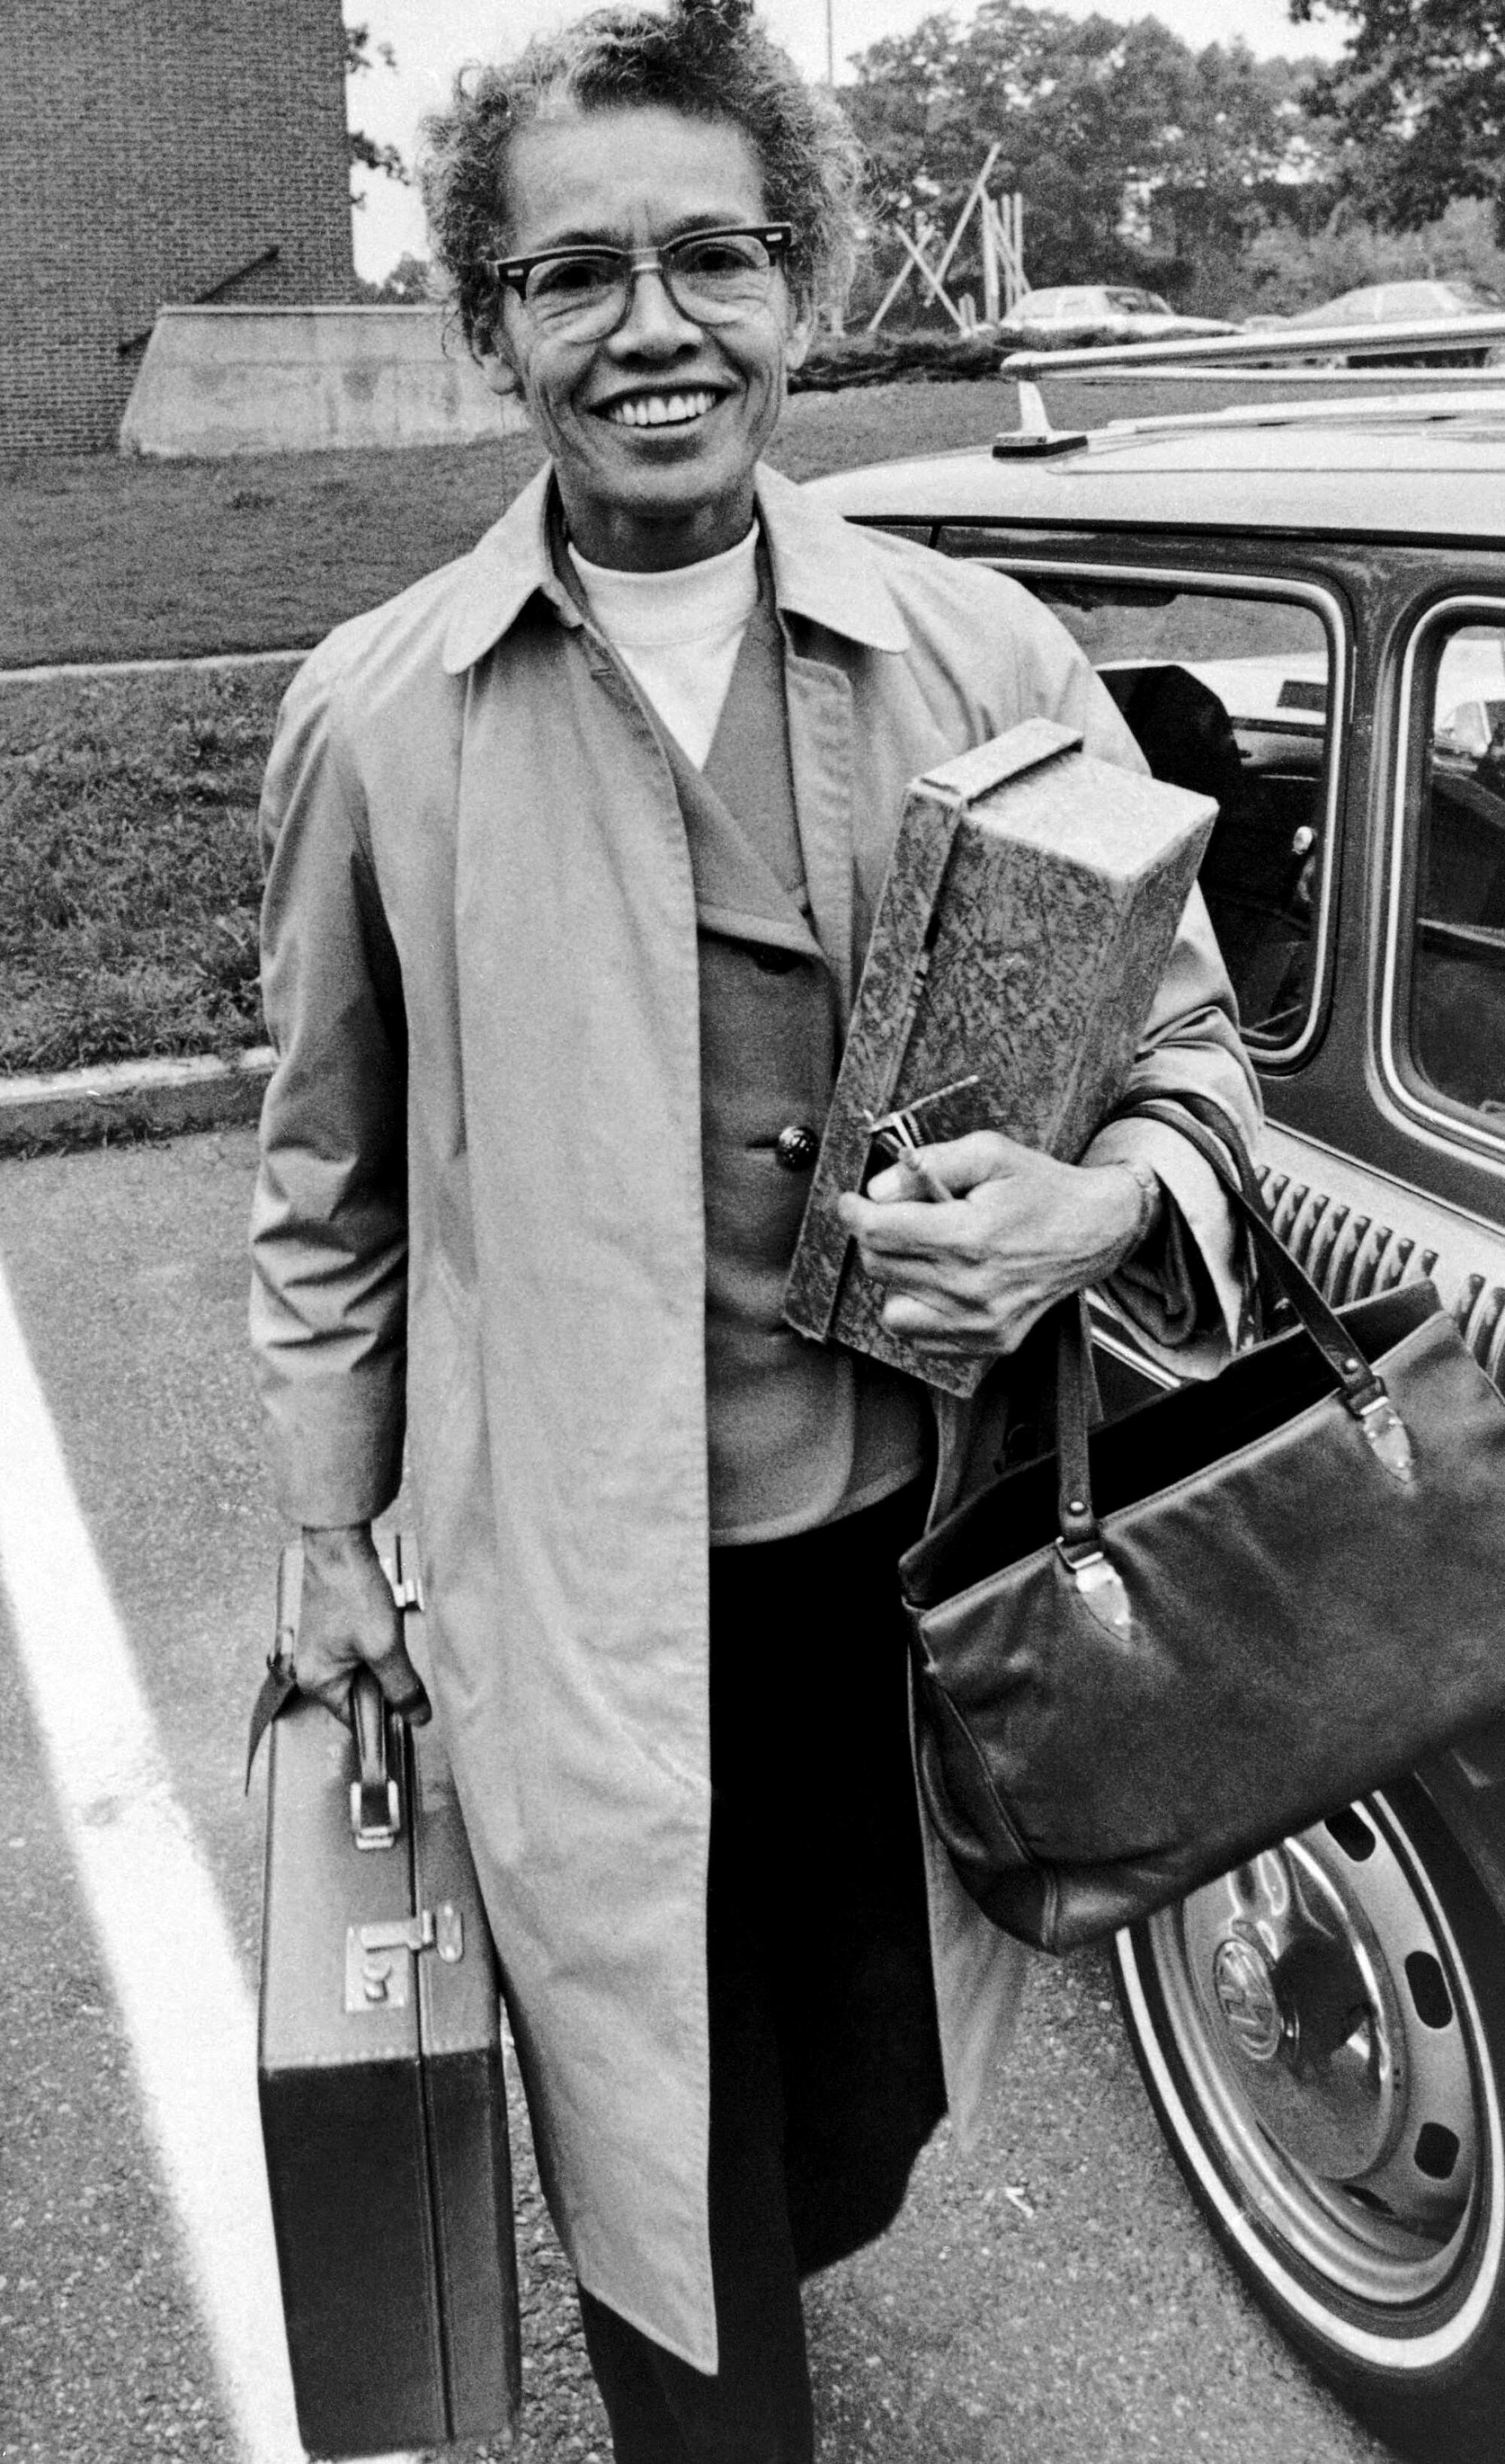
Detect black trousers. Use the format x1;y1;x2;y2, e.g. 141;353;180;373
578;1481;947;2464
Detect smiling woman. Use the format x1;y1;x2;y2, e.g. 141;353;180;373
418;0;860;569
470;105;810;568
249;5;1257;2459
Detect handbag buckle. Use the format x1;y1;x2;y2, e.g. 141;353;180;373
1057;1541;1133;1641
1354;1386;1415;1483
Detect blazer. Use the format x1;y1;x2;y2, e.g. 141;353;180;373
251;460;1260;2369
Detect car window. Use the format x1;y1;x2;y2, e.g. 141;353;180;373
1400;617;1505;1130
990;570;1333;1052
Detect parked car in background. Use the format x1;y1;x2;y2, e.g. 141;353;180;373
993;283;1239;348
813;330;1505;2462
1282;278;1505;366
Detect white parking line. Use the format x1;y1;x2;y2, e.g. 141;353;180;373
0;1254;415;2464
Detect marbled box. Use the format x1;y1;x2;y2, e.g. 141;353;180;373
783;718;1216;1397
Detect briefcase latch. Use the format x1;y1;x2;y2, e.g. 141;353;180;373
345;1902;465;2012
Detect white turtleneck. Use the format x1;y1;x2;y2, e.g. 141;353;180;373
567;525;761;768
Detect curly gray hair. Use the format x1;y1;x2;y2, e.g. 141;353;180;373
419;0;865;358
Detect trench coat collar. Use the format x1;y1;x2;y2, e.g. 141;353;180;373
440;459;911;675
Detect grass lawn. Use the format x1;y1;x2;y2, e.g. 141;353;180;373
3;378;1041;1076
0;665;284;1072
2;368;1366;1075
2;382;1023;670
0;371;1367;670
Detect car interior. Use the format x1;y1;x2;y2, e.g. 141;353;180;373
1412;628;1505;1120
1008;570;1330;1048
1099;659;1321;1042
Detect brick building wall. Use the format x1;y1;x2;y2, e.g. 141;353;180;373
1;0;354;455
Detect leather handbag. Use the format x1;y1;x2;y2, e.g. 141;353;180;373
899;1100;1505;1953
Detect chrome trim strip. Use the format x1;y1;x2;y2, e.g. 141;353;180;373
1002;312;1505;379
1086;1311;1181;1392
964;555;1346;1071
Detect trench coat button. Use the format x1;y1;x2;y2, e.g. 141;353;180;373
774;1124;820;1173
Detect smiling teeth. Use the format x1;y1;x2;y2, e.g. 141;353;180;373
607;391;716;427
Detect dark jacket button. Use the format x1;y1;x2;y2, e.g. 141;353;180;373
774;1124;819;1173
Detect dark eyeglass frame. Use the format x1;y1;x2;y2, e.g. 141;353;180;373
488;224;795;329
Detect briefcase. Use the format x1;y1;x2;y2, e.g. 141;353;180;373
256;1538;521;2458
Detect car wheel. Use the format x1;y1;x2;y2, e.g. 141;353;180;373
1112;1781;1505;2457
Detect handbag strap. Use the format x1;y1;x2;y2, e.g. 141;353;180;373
1055;1298;1104;1563
1054;1097;1417;1575
1122;1087;1282;1345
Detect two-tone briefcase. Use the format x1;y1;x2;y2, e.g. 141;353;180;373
256;1539;521;2458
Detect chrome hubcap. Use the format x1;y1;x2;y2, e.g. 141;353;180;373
1145;1801;1483;2305
1211;1932;1285;2066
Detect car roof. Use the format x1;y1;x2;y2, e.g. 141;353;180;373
1016;285;1168;312
1016;288;1097;312
1295;278;1502;321
809;397;1505;543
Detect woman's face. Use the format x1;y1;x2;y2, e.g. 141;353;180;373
485;105;810;570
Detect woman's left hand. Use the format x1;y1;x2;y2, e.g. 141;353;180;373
835;1131;1150;1361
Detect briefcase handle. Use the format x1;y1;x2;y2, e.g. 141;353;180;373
1053;1096;1418;1608
349;1669;403;1851
245;1549;412;1842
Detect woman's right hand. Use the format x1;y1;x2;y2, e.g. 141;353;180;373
296;1523;432;1728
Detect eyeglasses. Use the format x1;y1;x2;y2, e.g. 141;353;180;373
489;224;794;339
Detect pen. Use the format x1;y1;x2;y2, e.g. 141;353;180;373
870;1112;951;1204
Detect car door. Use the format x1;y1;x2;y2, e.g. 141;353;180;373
925;519;1505;2461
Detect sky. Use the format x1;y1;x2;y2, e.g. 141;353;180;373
345;0;1350;278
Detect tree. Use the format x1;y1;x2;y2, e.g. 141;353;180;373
345;20;408;202
1101;22;1326;269
354;251;434;305
1291;0;1505;239
844;2;1324;309
1236;196;1505;317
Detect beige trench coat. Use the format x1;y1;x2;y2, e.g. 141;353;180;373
251;462;1259;2369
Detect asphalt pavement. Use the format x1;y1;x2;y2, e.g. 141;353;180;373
0;1128;1391;2464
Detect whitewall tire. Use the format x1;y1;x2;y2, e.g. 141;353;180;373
1113;1782;1505;2456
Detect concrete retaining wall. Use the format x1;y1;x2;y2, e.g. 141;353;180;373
2;0;353;455
120;305;528;457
